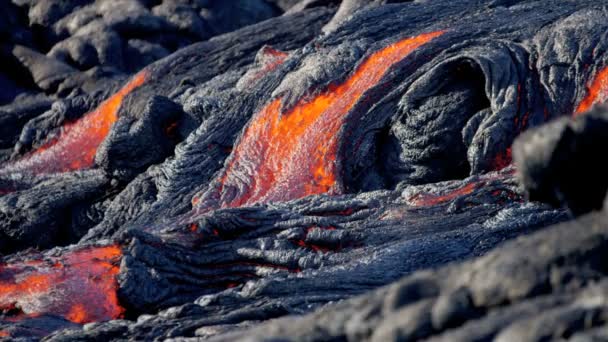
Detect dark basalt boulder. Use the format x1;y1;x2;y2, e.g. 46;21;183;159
514;105;608;216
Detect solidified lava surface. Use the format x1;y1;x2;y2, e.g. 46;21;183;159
2;0;608;341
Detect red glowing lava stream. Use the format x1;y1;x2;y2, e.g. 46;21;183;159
195;30;445;209
2;32;445;327
0;245;124;324
575;67;608;116
0;72;147;176
474;65;608;172
0;73;145;324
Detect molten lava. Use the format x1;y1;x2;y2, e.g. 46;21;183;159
1;72;147;175
491;147;512;171
575;66;608;116
196;31;445;209
407;168;518;207
0;245;124;324
409;182;479;207
252;46;289;81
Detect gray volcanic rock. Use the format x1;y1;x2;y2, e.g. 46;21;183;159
198;210;608;342
2;0;608;341
321;0;385;33
0;0;301;164
28;0;93;28
0;93;53;149
2;0;291;98
514;105;608;216
0;170;109;253
0;8;334;254
39;169;567;341
10;45;80;92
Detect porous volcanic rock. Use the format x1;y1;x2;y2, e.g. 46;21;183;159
192;210;608;342
2;0;608;341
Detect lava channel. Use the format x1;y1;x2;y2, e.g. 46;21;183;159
195;31;445;209
0;72;147;175
0;245;124;324
575;66;608;116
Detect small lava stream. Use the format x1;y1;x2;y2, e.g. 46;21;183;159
1;31;448;329
575;66;608;116
0;72;147;176
196;30;445;209
0;245;124;324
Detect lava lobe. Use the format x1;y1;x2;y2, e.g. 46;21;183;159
0;72;147;175
195;31;445;209
576;66;608;116
0;245;124;324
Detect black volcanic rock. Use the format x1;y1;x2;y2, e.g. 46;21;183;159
514;105;608;216
0;7;334;254
2;0;608;341
0;93;53;149
184;211;608;342
9;44;80;92
1;0;292;101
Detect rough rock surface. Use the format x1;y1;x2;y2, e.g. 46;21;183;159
197;106;608;341
514;105;608;215
1;0;608;341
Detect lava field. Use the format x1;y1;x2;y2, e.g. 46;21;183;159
2;0;608;341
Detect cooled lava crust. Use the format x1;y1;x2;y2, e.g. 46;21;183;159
2;0;608;340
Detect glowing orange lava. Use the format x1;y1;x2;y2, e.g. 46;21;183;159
1;72;147;175
0;245;124;324
196;31;444;209
575;67;608;116
491;147;512;171
251;47;288;81
409;182;478;207
407;168;517;207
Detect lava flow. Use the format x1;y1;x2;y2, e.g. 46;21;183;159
0;72;147;175
251;46;289;81
575;66;608;116
0;245;124;324
196;31;445;209
408;182;480;207
406;168;518;207
491;147;512;171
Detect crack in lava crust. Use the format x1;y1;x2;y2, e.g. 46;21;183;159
0;72;147;176
0;245;124;324
195;31;445;209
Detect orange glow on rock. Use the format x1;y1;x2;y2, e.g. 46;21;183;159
251;47;288;81
201;31;444;208
2;72;147;175
66;304;88;324
406;168;517;207
0;245;124;324
491;147;512;171
575;67;608;116
409;182;478;207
